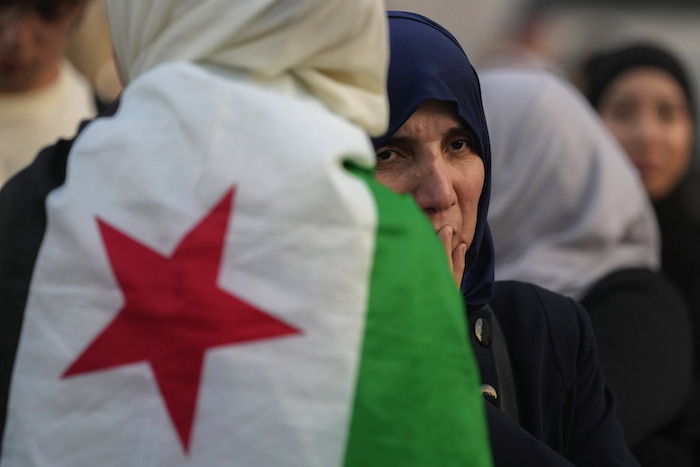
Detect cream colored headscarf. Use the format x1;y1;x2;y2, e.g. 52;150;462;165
483;69;660;300
105;0;389;136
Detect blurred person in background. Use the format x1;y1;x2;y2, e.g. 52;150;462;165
0;0;96;186
583;43;700;326
583;41;700;467
479;2;564;75
482;68;695;466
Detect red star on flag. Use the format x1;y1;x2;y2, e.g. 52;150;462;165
63;187;300;454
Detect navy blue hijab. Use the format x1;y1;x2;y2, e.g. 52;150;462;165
373;11;495;309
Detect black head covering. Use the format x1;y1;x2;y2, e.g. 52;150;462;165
582;42;694;117
373;11;495;309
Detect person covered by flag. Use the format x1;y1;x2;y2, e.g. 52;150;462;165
0;1;493;466
372;11;640;466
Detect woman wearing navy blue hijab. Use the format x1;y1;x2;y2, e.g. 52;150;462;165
373;11;640;466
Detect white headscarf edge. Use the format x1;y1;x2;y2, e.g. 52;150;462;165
105;0;389;136
483;69;660;299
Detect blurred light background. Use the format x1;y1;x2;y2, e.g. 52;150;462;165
385;0;700;80
70;0;700;142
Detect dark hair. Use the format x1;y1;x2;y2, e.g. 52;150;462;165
581;42;695;119
0;0;87;21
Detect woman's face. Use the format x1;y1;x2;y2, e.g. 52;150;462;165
374;99;485;283
598;67;694;201
0;3;85;93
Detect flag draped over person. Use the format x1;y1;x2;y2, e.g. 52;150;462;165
0;1;492;466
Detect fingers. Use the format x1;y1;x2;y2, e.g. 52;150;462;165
437;225;466;287
437;225;453;264
452;243;467;287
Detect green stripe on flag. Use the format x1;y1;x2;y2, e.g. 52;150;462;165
342;163;493;467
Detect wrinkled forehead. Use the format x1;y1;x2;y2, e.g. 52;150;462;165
375;12;488;161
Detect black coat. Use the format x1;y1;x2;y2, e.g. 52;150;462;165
471;281;640;466
655;173;700;363
583;268;700;466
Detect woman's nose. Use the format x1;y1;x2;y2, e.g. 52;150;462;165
633;110;664;150
412;157;457;214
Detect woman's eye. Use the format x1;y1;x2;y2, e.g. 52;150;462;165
449;140;468;151
376;149;394;162
658;107;674;122
657;103;685;123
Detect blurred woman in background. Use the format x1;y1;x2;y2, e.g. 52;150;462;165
483;68;695;465
583;43;700;342
582;46;700;465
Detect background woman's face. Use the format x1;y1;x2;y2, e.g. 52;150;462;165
598;67;694;201
0;2;84;93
